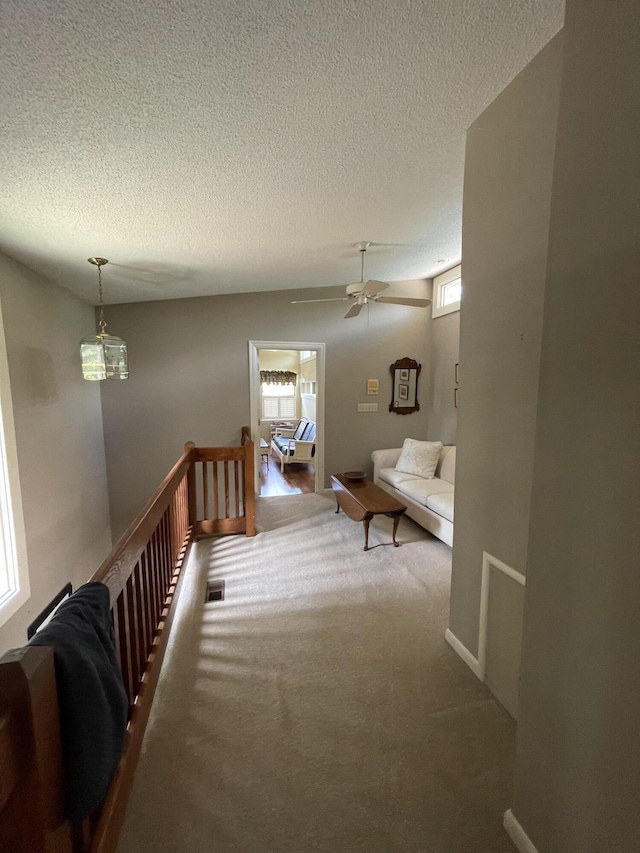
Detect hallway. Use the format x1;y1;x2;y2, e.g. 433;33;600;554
118;494;516;853
259;457;315;496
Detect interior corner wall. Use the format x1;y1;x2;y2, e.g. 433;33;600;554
0;253;112;652
426;290;459;444
299;354;317;422
510;1;640;850
448;33;564;709
99;280;431;539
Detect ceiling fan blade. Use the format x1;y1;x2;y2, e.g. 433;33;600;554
375;296;431;307
344;302;363;319
291;297;349;304
362;279;389;297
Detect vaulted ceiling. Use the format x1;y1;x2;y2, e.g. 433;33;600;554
0;1;564;304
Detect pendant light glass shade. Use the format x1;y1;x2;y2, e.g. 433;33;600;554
80;257;129;380
80;332;129;380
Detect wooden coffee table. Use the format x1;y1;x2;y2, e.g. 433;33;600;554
331;474;406;551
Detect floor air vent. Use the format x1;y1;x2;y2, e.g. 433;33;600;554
205;580;225;602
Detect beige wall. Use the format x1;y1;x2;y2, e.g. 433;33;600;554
0;253;112;651
511;1;640;850
100;280;432;538
449;29;564;700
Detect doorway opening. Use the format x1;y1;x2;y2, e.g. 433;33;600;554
248;341;325;498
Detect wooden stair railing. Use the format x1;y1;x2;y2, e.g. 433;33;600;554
190;429;256;538
0;434;256;853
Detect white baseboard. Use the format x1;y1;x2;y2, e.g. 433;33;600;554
503;810;539;853
444;628;483;680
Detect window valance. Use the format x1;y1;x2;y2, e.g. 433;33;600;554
260;370;297;386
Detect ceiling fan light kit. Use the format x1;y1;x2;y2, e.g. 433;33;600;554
292;242;431;318
80;258;129;381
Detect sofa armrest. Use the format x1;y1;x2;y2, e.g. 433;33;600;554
371;448;402;481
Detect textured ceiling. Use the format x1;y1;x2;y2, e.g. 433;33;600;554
0;0;564;304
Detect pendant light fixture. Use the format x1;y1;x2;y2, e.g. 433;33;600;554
80;257;129;381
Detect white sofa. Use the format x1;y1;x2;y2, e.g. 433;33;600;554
371;445;456;546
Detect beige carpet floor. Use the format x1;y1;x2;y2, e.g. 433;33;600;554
117;494;516;853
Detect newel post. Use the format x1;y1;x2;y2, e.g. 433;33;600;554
184;442;197;527
243;438;256;537
0;646;70;853
240;427;256;537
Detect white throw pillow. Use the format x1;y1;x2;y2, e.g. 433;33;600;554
395;439;443;480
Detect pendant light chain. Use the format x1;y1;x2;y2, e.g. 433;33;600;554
97;263;107;334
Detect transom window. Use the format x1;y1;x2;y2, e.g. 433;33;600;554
441;278;461;306
432;263;462;318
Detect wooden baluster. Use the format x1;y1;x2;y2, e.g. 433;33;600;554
156;525;167;608
125;574;140;698
150;530;162;619
139;550;152;657
112;599;122;665
213;461;219;521
146;540;158;631
160;519;168;609
176;483;183;550
224;461;230;519
234;460;240;517
183;475;189;536
168;508;176;579
161;520;169;600
116;592;133;708
182;476;188;539
202;461;209;520
171;489;178;560
161;511;171;589
172;489;180;559
181;475;185;531
168;493;177;565
177;480;183;546
133;562;147;683
182;476;188;537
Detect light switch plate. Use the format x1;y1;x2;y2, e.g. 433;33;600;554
358;403;378;412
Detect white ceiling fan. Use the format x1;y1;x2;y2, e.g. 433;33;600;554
292;242;432;319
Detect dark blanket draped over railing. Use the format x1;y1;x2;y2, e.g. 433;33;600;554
0;432;255;853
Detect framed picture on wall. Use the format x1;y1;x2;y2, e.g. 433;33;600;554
399;383;409;400
399;368;409;381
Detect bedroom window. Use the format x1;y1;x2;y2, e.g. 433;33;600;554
432;263;462;318
0;299;30;628
261;382;296;420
